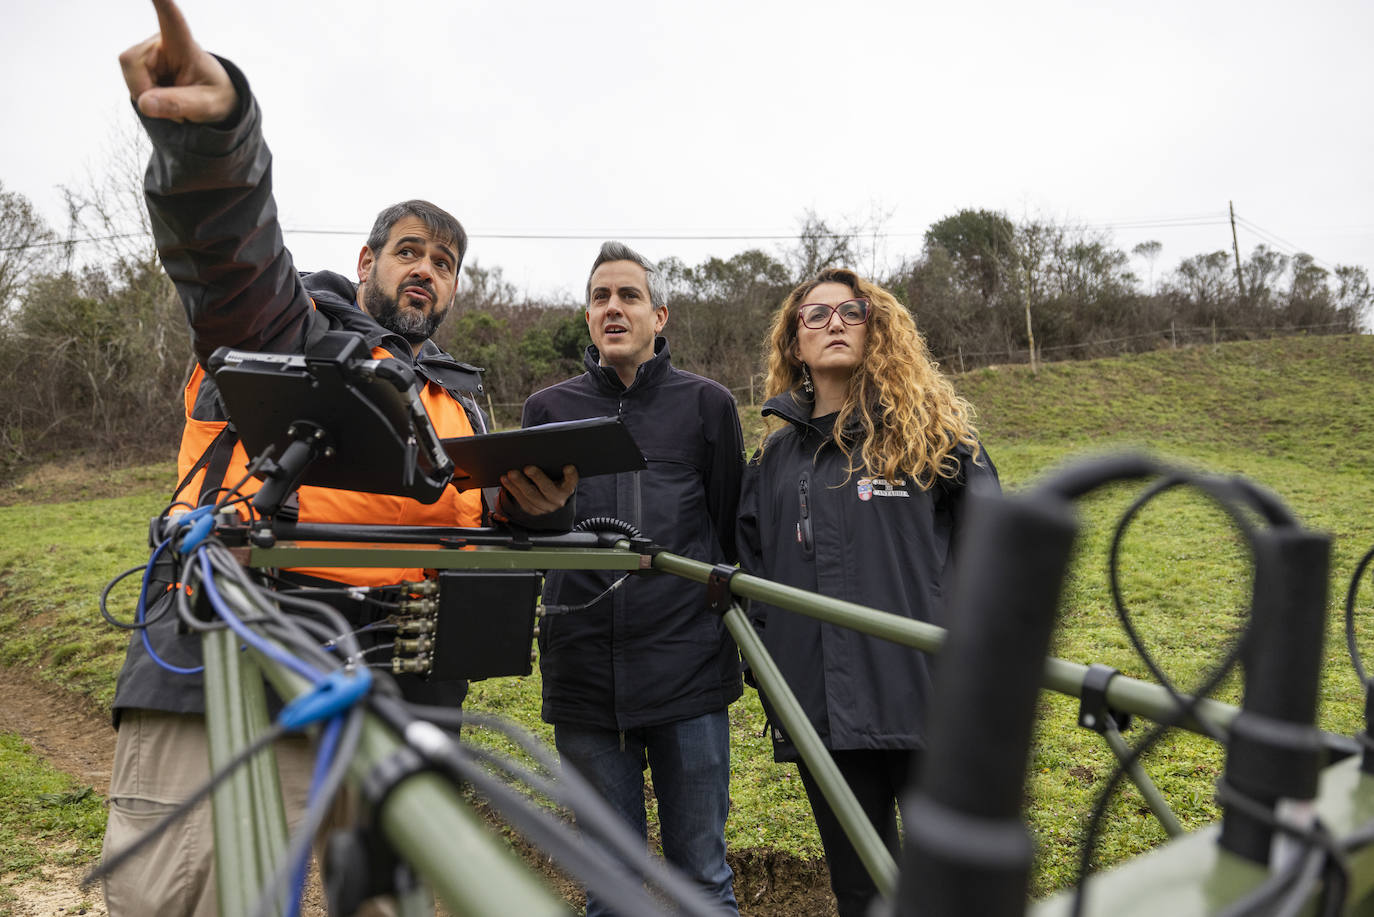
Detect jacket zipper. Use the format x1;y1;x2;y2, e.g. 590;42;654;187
797;471;815;558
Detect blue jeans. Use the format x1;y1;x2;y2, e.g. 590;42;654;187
554;710;739;916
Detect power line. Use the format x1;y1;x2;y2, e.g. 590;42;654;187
1084;214;1230;232
0;231;148;253
0;214;1352;272
0;212;1254;252
277;228;925;241
1233;215;1337;271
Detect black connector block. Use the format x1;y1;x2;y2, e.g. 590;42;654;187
429;570;542;682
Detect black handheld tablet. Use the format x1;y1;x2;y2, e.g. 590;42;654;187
441;417;645;490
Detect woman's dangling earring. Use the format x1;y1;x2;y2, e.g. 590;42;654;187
801;364;814;396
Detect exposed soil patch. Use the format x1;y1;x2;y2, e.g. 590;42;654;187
0;666;835;915
4;865;106;917
0;455;171;508
0;667;113;796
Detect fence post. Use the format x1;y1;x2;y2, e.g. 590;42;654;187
1171;321;1177;349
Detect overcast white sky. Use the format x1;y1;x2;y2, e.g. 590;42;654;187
3;0;1371;301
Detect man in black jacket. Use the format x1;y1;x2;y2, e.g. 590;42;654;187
522;241;745;915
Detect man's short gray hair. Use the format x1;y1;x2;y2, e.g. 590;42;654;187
585;241;668;310
366;200;467;269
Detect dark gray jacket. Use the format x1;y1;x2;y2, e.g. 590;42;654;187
524;339;745;730
111;59;546;723
736;390;999;761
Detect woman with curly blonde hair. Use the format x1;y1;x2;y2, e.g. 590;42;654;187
737;267;999;917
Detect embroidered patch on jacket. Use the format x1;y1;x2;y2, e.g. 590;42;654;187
857;477;910;500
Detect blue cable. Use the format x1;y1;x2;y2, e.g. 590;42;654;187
136;523;371;916
285;714;345;917
196;549;324;685
138;537;204;676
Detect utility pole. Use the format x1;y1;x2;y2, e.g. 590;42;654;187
1230;201;1247;304
1023;261;1038;375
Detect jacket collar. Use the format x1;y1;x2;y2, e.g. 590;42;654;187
762;390;826;439
762;389;864;441
583;336;672;394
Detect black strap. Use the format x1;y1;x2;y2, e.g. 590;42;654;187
197;422;240;506
168;423;237;507
360;744;435;819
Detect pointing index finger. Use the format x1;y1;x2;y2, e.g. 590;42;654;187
151;0;197;66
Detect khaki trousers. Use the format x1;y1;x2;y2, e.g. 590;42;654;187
101;709;399;917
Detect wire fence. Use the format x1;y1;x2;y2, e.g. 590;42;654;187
724;322;1357;406
477;322;1360;423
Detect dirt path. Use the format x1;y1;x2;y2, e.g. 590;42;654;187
0;665;834;916
0;665;112;917
0;665;320;917
0;667;112;797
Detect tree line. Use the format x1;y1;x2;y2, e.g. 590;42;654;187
2;178;1370;479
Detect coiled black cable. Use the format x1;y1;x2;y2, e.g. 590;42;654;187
573;516;642;539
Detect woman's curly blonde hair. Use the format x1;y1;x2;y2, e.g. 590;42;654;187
760;267;983;487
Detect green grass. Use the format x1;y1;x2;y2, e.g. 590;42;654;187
4;334;1374;898
0;733;107;883
0;486;172;708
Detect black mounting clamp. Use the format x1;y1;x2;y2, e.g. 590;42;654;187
705;564;739;615
1078;663;1132;734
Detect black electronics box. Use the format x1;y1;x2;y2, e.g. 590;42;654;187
433;571;542;680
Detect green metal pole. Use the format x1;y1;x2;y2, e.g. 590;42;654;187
238;648;290;891
203;627;275;917
722;603;899;898
359;722;568;917
1042;656;1238;737
289;682;567;917
1101;723;1184;838
650;550;1240;739
654;551;948;653
207;598;565;916
256;540;1243;740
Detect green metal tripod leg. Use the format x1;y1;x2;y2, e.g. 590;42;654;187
202;593;566;917
723;602;899;899
204;578;566;916
1100;721;1184;838
202;627;289;917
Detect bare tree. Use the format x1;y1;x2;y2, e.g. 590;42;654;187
1334;265;1373;330
60;118;159;277
1132;240;1163;294
0;181;59;314
783;210;859;282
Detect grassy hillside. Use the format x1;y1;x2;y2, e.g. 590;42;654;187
961;334;1374;465
956;335;1374;889
2;334;1373;901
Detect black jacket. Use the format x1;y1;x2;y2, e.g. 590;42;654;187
523;339;745;730
111;59;550;722
736;390;999;761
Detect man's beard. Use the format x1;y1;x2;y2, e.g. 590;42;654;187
364;280;447;344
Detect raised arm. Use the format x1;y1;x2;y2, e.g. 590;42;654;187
120;0;311;366
118;0;236;124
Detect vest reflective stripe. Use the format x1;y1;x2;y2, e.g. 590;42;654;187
174;349;482;586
